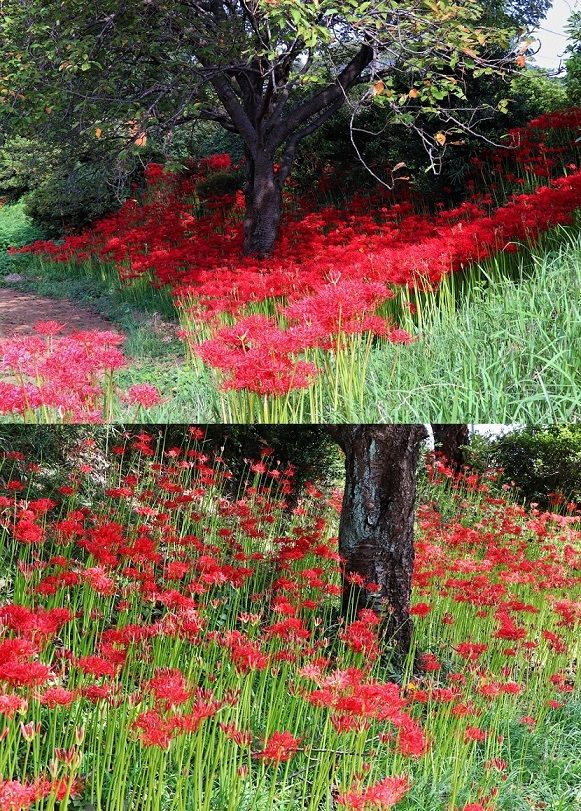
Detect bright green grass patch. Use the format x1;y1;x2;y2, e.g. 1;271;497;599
364;231;581;424
0;200;44;261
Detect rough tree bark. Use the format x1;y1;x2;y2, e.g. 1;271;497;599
243;155;283;258
432;424;470;472
328;424;428;652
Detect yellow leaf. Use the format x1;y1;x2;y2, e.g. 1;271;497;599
434;131;447;146
372;80;385;96
408;88;420;99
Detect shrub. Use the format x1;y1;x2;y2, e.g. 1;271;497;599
24;163;123;234
0;136;60;203
467;425;581;509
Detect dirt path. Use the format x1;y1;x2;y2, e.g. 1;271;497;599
0;286;115;337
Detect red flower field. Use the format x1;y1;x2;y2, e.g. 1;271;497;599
4;110;581;421
0;434;579;810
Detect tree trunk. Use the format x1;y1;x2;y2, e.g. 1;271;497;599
328;425;427;652
432;424;470;472
243;155;283;257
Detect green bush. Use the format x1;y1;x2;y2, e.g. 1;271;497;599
0;136;60;203
23;162;122;234
196;168;245;199
0;131;168;234
467;425;581;510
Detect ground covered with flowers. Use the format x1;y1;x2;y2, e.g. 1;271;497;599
0;432;579;810
0;321;167;423
2;110;580;422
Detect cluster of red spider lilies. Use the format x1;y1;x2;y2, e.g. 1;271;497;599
0;322;162;422
0;433;578;809
5;109;581;420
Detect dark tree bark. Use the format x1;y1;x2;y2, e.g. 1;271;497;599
243;156;283;257
432;424;470;472
328;424;427;652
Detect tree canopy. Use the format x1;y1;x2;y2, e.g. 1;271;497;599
1;0;520;254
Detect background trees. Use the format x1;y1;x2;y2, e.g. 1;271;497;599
1;0;516;254
468;424;581;510
432;424;470;471
565;11;581;104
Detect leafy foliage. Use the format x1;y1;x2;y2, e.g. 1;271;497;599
565;11;581;105
468;425;581;510
1;0;516;249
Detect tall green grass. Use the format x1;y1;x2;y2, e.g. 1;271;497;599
363;231;581;424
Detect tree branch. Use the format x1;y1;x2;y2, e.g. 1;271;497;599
207;71;257;154
270;43;374;147
278;97;344;185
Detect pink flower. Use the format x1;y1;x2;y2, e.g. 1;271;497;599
126;384;163;409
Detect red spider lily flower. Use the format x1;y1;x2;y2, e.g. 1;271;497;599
264;617;311;643
172;694;224;735
82;567;116;596
464;726;487;743
38;687;77;709
410;602;431;617
336;774;410;809
339;618;379;656
75;655;119;679
0;661;51;689
32;321;66;336
454;642;489;661
397;718;429;756
222;631;269;672
419;652;441;672
145;668;192;705
254;730;302;763
0;606;72;640
126;384;164;409
219;723;253;747
0;694;28;718
12;519;44;545
0;778;39;811
132;709;175;749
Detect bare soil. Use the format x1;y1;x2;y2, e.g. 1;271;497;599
0;287;115;337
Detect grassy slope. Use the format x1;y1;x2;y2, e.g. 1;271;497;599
365;232;581;424
2;202;580;423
